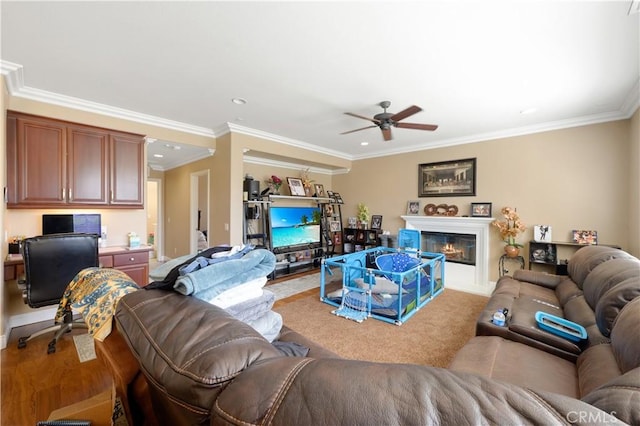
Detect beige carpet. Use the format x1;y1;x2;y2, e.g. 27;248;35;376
274;285;488;368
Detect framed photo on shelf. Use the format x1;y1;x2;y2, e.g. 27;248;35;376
333;232;342;245
470;202;492;217
324;204;334;216
347;217;358;228
314;183;325;198
326;190;335;200
329;220;341;232
407;200;420;215
572;230;598;245
533;225;552;242
286;177;306;196
332;192;344;204
355;230;366;243
418;158;476;197
370;215;383;230
366;231;379;244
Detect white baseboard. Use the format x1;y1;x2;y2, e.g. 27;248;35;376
1;307;59;350
445;280;496;297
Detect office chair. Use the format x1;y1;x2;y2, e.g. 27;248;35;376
17;233;99;354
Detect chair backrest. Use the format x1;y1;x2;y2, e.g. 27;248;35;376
23;233;99;308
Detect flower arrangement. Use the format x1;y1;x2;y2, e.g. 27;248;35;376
266;175;282;193
492;207;526;247
8;235;25;244
357;203;370;223
299;168;314;189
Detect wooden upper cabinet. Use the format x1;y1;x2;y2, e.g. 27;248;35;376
7;114;67;206
110;132;144;206
6;111;144;209
67;125;110;205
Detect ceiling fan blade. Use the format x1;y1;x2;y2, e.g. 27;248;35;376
345;112;381;124
381;127;392;141
340;125;378;135
395;122;439;131
390;105;422;122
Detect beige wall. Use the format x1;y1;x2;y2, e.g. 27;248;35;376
335;118;635;281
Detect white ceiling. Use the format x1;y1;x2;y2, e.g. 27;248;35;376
1;1;639;171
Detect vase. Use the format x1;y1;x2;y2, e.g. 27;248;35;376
504;245;520;258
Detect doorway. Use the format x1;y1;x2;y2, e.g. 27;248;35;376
190;170;210;253
147;179;163;260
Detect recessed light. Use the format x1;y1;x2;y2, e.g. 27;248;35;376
153;154;164;158
520;107;538;115
360;141;369;146
232;97;247;105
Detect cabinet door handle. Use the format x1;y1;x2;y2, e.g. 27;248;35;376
62;188;66;200
130;257;135;262
68;189;73;200
111;190;114;202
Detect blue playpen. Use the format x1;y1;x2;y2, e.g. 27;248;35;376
320;247;445;325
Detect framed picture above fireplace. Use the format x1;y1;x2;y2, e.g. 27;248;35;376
418;158;476;197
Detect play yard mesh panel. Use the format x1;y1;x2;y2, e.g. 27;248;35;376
321;247;445;325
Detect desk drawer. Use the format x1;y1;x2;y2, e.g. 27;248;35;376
99;255;114;268
113;252;148;267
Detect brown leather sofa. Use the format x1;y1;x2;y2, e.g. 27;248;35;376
450;295;640;425
103;288;632;425
476;245;640;361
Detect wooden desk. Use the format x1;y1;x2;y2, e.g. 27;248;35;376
4;245;152;287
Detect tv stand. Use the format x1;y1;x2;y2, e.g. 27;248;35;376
242;194;340;279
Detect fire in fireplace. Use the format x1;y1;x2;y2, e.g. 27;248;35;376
421;231;476;265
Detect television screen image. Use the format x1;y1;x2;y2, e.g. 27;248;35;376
269;206;322;252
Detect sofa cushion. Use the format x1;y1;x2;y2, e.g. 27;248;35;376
576;343;621;397
582;258;640;309
581;367;640;426
595;279;640;338
448;336;579;397
610;296;640;373
567;246;634;288
555;278;583;306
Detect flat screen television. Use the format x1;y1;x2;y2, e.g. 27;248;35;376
268;206;322;253
42;214;101;236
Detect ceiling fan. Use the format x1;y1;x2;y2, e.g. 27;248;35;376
341;101;438;141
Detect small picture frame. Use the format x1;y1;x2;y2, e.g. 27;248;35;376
329;220;341;232
366;231;379;244
407;201;420;215
286;177;306;196
370;215;383;230
534;225;552;243
326;190;335;200
572;230;598;245
347;217;358;228
314;183;325;198
324;204;334;216
355;230;366;243
333;232;342;245
470;202;492;217
332;192;344;204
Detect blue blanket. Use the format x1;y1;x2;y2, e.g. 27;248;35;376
173;249;276;301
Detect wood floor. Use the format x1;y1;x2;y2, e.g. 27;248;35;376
0;269;315;425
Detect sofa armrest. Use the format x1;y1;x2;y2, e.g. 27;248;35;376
512;269;564;289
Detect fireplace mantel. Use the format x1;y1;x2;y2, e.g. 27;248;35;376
401;215;494;295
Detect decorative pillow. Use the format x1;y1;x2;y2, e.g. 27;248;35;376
353;277;406;294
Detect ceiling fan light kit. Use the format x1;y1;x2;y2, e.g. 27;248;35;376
342;101;438;141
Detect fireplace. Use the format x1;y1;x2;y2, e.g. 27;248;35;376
402;215;494;295
422;231;475;265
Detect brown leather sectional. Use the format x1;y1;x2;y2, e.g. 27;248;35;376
102;243;640;426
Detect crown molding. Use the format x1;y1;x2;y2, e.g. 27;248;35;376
243;154;349;175
222;122;353;161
